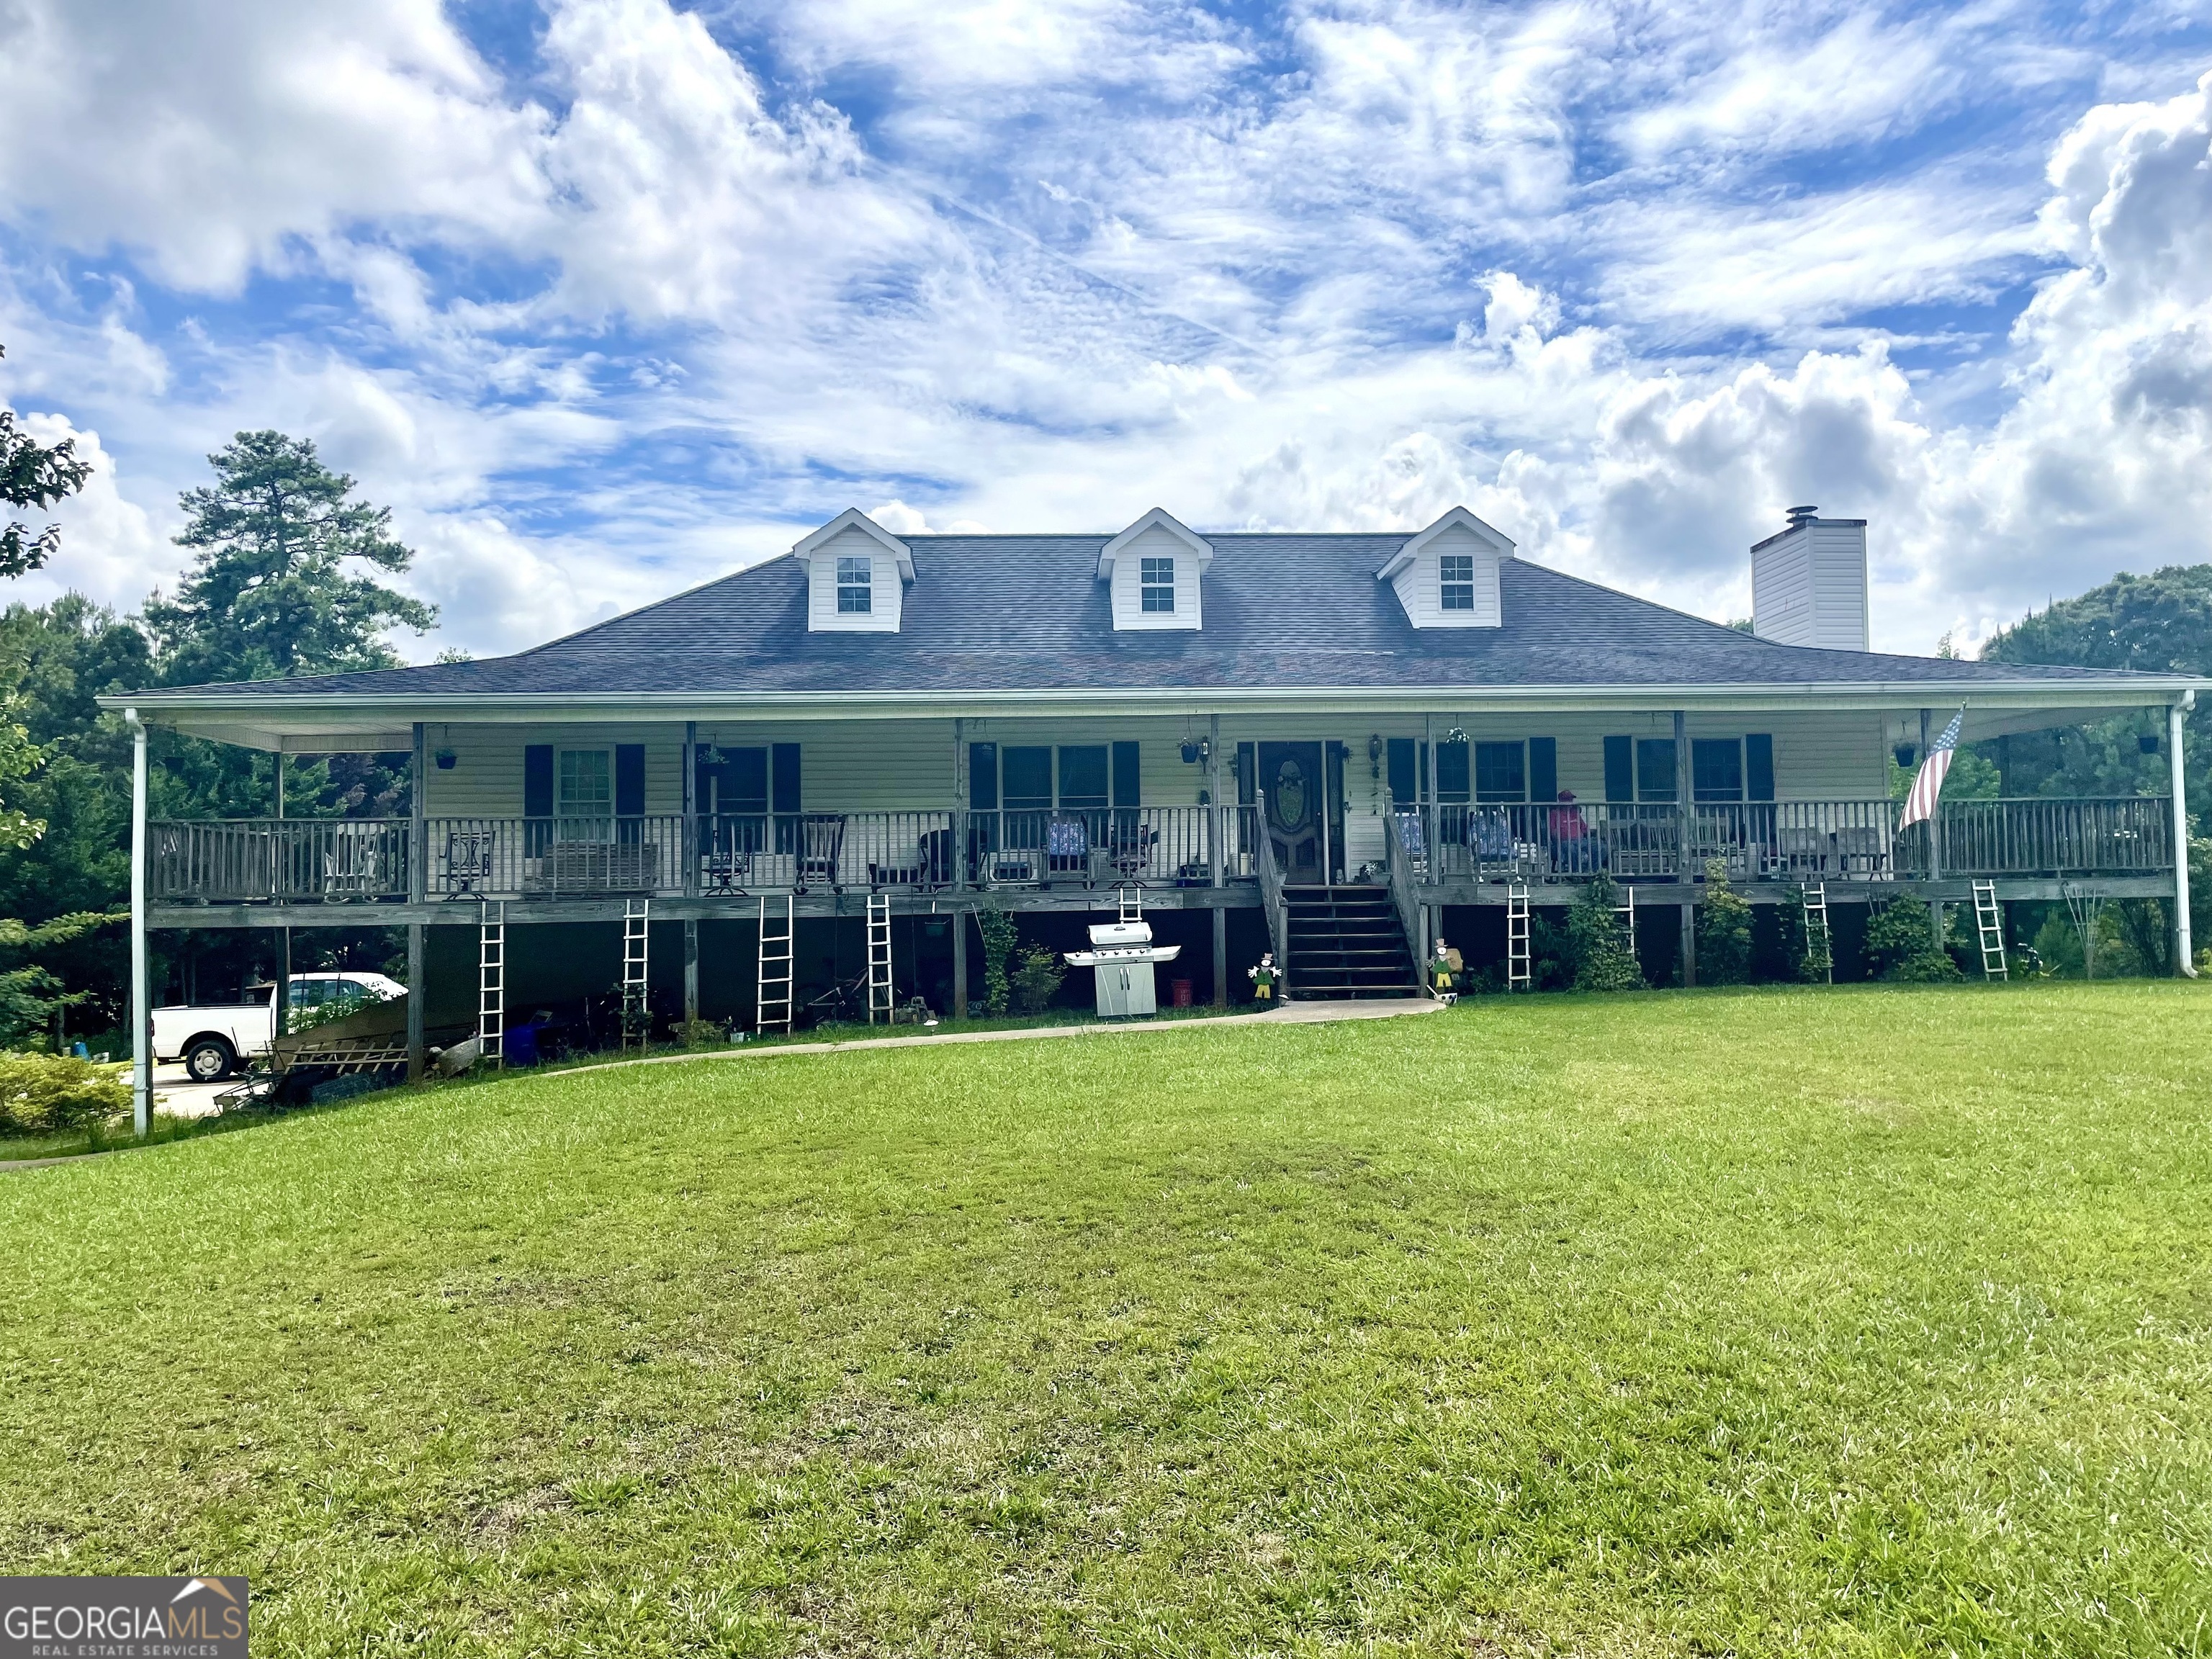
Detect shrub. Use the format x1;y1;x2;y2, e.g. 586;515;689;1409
0;1051;130;1136
671;1018;724;1048
1774;887;1830;983
1567;873;1644;991
974;907;1018;1016
1010;945;1066;1015
1696;860;1753;985
1862;896;1961;982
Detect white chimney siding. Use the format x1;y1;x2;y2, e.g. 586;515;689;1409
1377;507;1512;629
1751;511;1869;651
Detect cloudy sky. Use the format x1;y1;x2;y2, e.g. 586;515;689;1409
1;0;2208;661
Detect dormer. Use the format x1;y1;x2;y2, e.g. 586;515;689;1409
1097;508;1212;631
1377;506;1511;628
791;509;914;633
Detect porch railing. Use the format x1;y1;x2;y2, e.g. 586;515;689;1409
150;818;413;903
145;796;2177;904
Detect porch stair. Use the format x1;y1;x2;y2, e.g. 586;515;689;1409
1282;885;1424;1000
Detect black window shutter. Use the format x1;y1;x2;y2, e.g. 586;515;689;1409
1111;741;1140;808
1529;737;1557;803
968;742;998;811
1236;742;1256;805
615;745;646;817
524;745;553;817
1603;736;1632;802
1746;733;1775;801
771;743;801;814
1386;737;1416;806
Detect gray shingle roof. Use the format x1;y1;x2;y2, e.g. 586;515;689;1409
120;534;2182;700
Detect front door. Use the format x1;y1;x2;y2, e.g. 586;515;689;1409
1259;742;1324;883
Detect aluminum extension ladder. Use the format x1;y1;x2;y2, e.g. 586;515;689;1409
866;892;895;1024
1506;882;1532;992
1803;882;1834;984
477;900;506;1068
621;899;651;1050
757;895;793;1034
1972;879;2008;981
1613;883;1635;961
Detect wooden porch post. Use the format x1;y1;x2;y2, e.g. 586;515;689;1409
682;720;699;1023
1675;711;1695;987
2172;698;2195;976
408;721;426;1080
952;909;968;1018
277;743;291;1037
1213;906;1227;1007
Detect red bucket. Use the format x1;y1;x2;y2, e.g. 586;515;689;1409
1170;979;1192;1008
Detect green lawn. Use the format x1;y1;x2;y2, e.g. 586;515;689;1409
5;983;2210;1656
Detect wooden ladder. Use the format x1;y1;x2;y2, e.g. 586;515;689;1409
621;898;651;1050
757;895;793;1034
477;900;505;1068
1506;882;1532;992
1972;879;2008;981
1803;882;1834;984
866;892;894;1024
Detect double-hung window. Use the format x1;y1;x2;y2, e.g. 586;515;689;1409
1140;557;1175;613
1439;554;1475;611
557;748;613;841
1474;741;1526;802
836;555;873;614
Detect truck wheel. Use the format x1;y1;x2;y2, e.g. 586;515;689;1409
183;1038;235;1082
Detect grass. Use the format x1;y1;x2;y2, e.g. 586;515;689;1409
0;1108;240;1165
4;981;2210;1656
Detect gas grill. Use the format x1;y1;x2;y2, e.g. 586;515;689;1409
1064;918;1183;1017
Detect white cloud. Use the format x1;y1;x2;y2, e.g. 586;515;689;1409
6;415;171;614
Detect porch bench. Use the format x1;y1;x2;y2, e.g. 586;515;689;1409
524;842;660;894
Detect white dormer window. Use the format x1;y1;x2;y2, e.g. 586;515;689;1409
1141;557;1175;613
1098;508;1213;631
1378;505;1514;629
791;508;914;633
837;556;873;613
1439;554;1475;611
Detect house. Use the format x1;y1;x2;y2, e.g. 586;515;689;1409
108;503;2203;1105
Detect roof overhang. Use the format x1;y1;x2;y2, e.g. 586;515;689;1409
791;508;915;580
1377;505;1516;581
103;680;2203;745
1097;508;1214;579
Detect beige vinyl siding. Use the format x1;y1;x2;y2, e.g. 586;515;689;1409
417;709;1887;832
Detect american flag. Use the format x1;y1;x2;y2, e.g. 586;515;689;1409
1899;707;1964;829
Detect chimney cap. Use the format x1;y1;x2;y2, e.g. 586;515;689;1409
1786;504;1818;526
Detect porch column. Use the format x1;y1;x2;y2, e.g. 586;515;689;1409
682;720;698;901
1675;711;1696;987
1211;906;1227;1007
953;719;966;894
952;908;968;1017
1208;714;1223;888
684;920;700;1022
405;923;426;1082
408;721;426;1080
128;709;150;1137
1921;708;1943;945
2172;698;2195;976
276;745;290;1038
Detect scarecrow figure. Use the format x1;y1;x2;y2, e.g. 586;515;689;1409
1248;952;1278;1002
1429;937;1462;1003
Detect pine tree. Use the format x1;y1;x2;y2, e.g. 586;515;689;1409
144;431;435;685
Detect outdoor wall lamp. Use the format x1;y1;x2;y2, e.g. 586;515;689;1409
1367;733;1382;779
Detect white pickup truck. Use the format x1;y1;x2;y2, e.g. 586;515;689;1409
153;971;408;1082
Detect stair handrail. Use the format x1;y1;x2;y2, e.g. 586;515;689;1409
1382;796;1433;997
1254;789;1292;999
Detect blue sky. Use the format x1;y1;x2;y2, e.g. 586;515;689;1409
1;0;2209;659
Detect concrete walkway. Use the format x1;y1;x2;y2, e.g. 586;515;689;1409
530;996;1445;1083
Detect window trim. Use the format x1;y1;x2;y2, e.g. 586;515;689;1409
1473;739;1527;804
556;747;615;841
1139;555;1175;613
835;554;873;615
1439;552;1476;613
1691;737;1746;804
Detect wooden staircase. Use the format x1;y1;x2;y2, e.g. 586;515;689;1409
1282;885;1424;999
